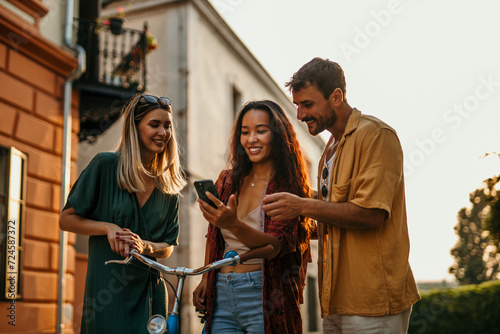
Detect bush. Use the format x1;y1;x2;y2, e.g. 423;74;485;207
409;280;500;334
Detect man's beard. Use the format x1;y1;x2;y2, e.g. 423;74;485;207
310;104;338;136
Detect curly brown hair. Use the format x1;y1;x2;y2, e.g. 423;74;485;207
228;100;314;251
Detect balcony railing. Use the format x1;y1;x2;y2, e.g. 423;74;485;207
74;18;147;96
73;18;150;142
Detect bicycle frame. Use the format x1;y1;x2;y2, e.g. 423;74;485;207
105;250;242;334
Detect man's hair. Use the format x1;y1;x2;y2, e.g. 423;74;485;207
285;57;347;100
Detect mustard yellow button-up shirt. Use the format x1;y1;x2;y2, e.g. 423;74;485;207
318;108;420;317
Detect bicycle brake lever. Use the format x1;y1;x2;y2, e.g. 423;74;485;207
105;254;134;265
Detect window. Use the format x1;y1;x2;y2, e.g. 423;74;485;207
232;84;242;118
307;275;319;331
0;146;27;300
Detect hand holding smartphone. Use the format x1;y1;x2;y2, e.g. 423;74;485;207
194;179;219;209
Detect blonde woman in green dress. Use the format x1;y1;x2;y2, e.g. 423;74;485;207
59;94;186;333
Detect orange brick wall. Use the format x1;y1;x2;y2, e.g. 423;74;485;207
0;41;79;333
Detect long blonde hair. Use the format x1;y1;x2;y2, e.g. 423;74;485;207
116;94;186;194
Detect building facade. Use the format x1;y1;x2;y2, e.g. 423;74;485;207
0;0;79;333
1;0;324;333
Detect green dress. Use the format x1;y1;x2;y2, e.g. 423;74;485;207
64;152;180;334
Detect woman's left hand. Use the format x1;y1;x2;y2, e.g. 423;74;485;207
198;193;238;230
115;228;150;256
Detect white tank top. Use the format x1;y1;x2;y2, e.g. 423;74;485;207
221;205;262;265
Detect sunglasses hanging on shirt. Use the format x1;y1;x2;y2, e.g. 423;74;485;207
321;165;329;198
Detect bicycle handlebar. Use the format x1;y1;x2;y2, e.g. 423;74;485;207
105;250;242;277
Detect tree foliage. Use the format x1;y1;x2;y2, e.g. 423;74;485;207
449;187;500;285
484;175;500;247
449;153;500;285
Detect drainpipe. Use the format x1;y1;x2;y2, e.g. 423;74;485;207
57;0;85;333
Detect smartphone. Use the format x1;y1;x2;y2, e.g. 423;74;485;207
194;179;219;209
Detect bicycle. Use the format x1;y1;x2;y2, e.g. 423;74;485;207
105;249;249;334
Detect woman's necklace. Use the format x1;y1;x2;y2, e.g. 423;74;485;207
250;171;273;187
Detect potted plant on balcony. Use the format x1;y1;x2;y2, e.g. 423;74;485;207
112;32;158;82
107;6;125;35
95;5;126;35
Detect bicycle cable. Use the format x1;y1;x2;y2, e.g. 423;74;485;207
119;258;180;302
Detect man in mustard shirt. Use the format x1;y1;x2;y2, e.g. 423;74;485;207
262;57;420;333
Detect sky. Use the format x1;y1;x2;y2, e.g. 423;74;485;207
208;0;500;282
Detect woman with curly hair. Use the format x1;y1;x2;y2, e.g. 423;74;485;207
193;100;314;333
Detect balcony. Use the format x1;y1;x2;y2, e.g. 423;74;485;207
74;18;149;142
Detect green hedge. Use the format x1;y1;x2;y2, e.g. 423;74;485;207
408;280;500;334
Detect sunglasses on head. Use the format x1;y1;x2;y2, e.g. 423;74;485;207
140;95;172;106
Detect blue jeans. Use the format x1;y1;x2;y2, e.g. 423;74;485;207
211;271;265;334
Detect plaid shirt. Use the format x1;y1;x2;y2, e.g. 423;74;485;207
204;170;308;333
